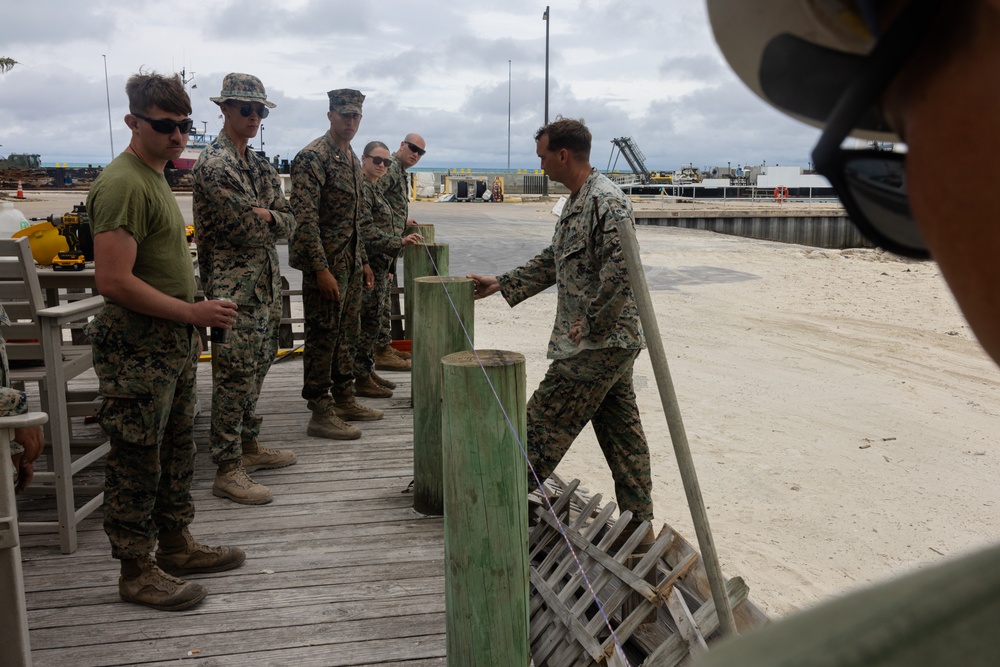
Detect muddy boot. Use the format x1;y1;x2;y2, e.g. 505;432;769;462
241;438;297;472
355;373;393;398
119;554;207;611
333;394;384;422
307;405;362;440
374;345;410;371
369;370;397;390
213;460;274;505
156;526;246;576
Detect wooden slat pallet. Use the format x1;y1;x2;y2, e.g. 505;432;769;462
528;476;769;667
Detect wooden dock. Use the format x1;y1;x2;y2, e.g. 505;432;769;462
17;357;447;667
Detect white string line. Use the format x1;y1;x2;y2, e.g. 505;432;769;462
419;244;633;665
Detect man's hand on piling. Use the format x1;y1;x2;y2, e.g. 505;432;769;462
467;274;501;300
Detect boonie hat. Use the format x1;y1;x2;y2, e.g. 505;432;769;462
328;89;365;114
211;72;276;108
707;0;897;141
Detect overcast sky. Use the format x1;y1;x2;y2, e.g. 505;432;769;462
0;0;823;171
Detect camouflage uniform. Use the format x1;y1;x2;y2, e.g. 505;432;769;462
290;126;368;406
1;306;30;459
355;177;402;378
497;169;653;521
85;152;200;558
193;130;294;465
375;156;410;346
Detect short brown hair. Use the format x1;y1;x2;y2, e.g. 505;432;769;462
126;70;191;116
535;117;591;160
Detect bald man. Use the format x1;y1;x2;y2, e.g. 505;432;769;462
373;133;427;371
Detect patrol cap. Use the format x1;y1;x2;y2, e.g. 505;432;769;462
210;72;277;108
328;88;365;114
707;0;897;141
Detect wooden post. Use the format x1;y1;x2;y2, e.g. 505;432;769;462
409;223;435;243
412;277;474;516
441;349;529;666
403;242;448;340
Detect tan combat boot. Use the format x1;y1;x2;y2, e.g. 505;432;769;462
119;553;207;611
241;438;297;472
156;526;247;576
213;460;274;505
374;345;410;371
389;345;411;360
307;406;362;440
369;370;397;390
355;373;393;398
333;394;384;421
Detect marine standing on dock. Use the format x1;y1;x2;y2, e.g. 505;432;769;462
193;73;297;506
85;71;245;611
354;140;424;399
468;117;654;533
372;133;427;372
290;88;380;441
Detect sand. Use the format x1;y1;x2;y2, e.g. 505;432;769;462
470;215;1000;618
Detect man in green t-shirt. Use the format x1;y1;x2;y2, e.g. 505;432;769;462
85;71;245;612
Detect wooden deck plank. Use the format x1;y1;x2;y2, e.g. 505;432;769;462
17;357;449;666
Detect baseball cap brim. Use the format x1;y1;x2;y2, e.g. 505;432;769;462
707;0;898;141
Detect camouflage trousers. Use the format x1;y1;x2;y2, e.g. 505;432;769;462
302;270;363;404
374;272;395;350
85;304;199;559
210;298;281;464
354;261;391;378
527;347;653;521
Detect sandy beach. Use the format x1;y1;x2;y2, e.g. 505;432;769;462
9;191;1000;620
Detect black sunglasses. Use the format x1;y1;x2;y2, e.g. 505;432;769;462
133;112;194;135
232;103;269;119
405;141;426;156
812;0;939;259
365;156;391;166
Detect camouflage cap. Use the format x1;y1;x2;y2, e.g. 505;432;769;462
211;72;277;108
328;88;365;114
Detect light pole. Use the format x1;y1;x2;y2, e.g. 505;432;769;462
102;55;114;160
542;7;550;126
507;59;512;171
542;6;550;196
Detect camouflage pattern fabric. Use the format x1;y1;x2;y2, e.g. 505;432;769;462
1;306;29;457
355;178;399;377
376;155;409;346
290;132;367;402
193;130;293;464
84;303;199;559
526;348;653;521
498;169;645;359
497;169;652;520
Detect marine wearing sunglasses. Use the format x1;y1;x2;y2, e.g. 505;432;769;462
226;102;270;119
132;112;195;135
811;0;939;258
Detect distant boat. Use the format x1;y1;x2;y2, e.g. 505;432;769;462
168;129;215;171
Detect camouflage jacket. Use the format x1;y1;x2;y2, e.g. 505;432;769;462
289;132;367;283
360;178;402;273
192;130;293;305
498;169;645;360
1;306;29;455
380;156;409;235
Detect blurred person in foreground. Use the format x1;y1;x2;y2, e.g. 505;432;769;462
353;140;423;399
85;71;244;611
290;89;379;441
468;117;654;538
697;1;1000;664
372;132;427;372
194;73;297;506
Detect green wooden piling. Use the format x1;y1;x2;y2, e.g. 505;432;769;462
441;349;529;666
403;242;449;339
409;223;435;243
412;277;474;516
